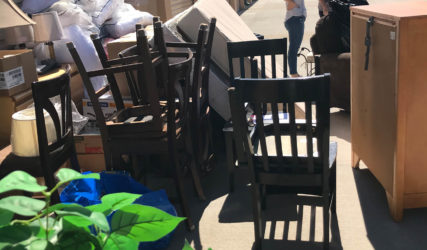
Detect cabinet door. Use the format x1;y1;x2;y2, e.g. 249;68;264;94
351;14;397;194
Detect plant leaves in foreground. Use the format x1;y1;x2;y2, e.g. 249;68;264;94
54;204;109;232
0;225;32;248
182;239;193;250
56;229;101;250
0;208;13;226
0;196;46;216
104;233;139;249
111;204;185;242
0;171;46;194
55;169;99;184
101;192;141;211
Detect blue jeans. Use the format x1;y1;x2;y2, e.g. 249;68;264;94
285;16;305;75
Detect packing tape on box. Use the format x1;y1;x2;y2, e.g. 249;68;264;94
10;108;56;157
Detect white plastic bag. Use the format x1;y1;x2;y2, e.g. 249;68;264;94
104;3;153;38
49;1;99;33
91;0;124;27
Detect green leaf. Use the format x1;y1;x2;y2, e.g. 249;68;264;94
29;217;61;240
101;193;141;211
0;208;13;226
86;203;112;216
0;225;32;248
182;239;193;250
27;239;48;250
56;229;101;250
55;169;99;184
0;196;46;216
111;204;185;242
0;171;47;194
104;233;139;249
54;204;109;232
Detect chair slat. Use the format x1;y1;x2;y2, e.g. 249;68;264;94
305;102;314;173
271;103;284;164
254;103;269;171
239;57;245;77
288;102;298;168
261;55;266;78
95;85;110;99
271;55;276;78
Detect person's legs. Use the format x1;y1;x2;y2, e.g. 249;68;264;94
285;16;305;76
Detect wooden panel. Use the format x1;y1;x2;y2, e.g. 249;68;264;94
351;15;397;194
404;193;427;209
351;2;427;20
399;17;427;194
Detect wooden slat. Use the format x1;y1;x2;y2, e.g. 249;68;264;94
254;103;269;171
271;55;276;78
305;102;314;173
271;103;284;165
288;102;298;167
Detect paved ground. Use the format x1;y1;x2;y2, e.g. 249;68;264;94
165;0;427;249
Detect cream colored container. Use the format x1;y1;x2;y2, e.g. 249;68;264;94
10;107;56;157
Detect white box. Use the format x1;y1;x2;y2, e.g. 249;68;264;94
83;98;133;121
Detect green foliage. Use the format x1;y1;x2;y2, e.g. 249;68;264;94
0;169;185;249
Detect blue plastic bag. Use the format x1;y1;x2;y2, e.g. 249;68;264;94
60;171;177;249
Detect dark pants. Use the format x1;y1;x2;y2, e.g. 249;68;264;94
285;16;305;75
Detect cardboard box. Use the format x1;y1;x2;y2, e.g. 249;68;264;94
0;50;37;96
74;127;103;154
125;0;173;21
76;154;106;173
72;126;106;172
83;97;133;121
177;0;258;76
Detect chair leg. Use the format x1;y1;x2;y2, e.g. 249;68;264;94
170;143;195;231
329;162;337;214
70;146;81;172
225;130;235;193
104;148;113;171
188;157;206;201
323;195;330;250
251;183;263;250
332;163;337;214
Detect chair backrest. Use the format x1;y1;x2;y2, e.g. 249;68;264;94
90;34;126;111
32;71;80;200
193;19;216;121
67;29;163;138
227;38;288;85
229;74;330;187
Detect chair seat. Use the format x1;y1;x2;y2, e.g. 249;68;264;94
107;103;182;139
0;145;71;178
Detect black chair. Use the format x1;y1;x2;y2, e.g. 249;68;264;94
224;38;288;192
228;74;336;250
68;29;201;230
165;18;217;173
0;71;81;203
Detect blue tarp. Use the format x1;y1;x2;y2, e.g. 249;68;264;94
60;171;176;249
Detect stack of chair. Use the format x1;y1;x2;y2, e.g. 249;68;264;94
68;29;199;230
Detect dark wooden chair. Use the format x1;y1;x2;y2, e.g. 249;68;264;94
224;38;288;192
117;23;206;200
164;18;217;173
0;71;81;203
68;29;201;230
228;74;336;250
